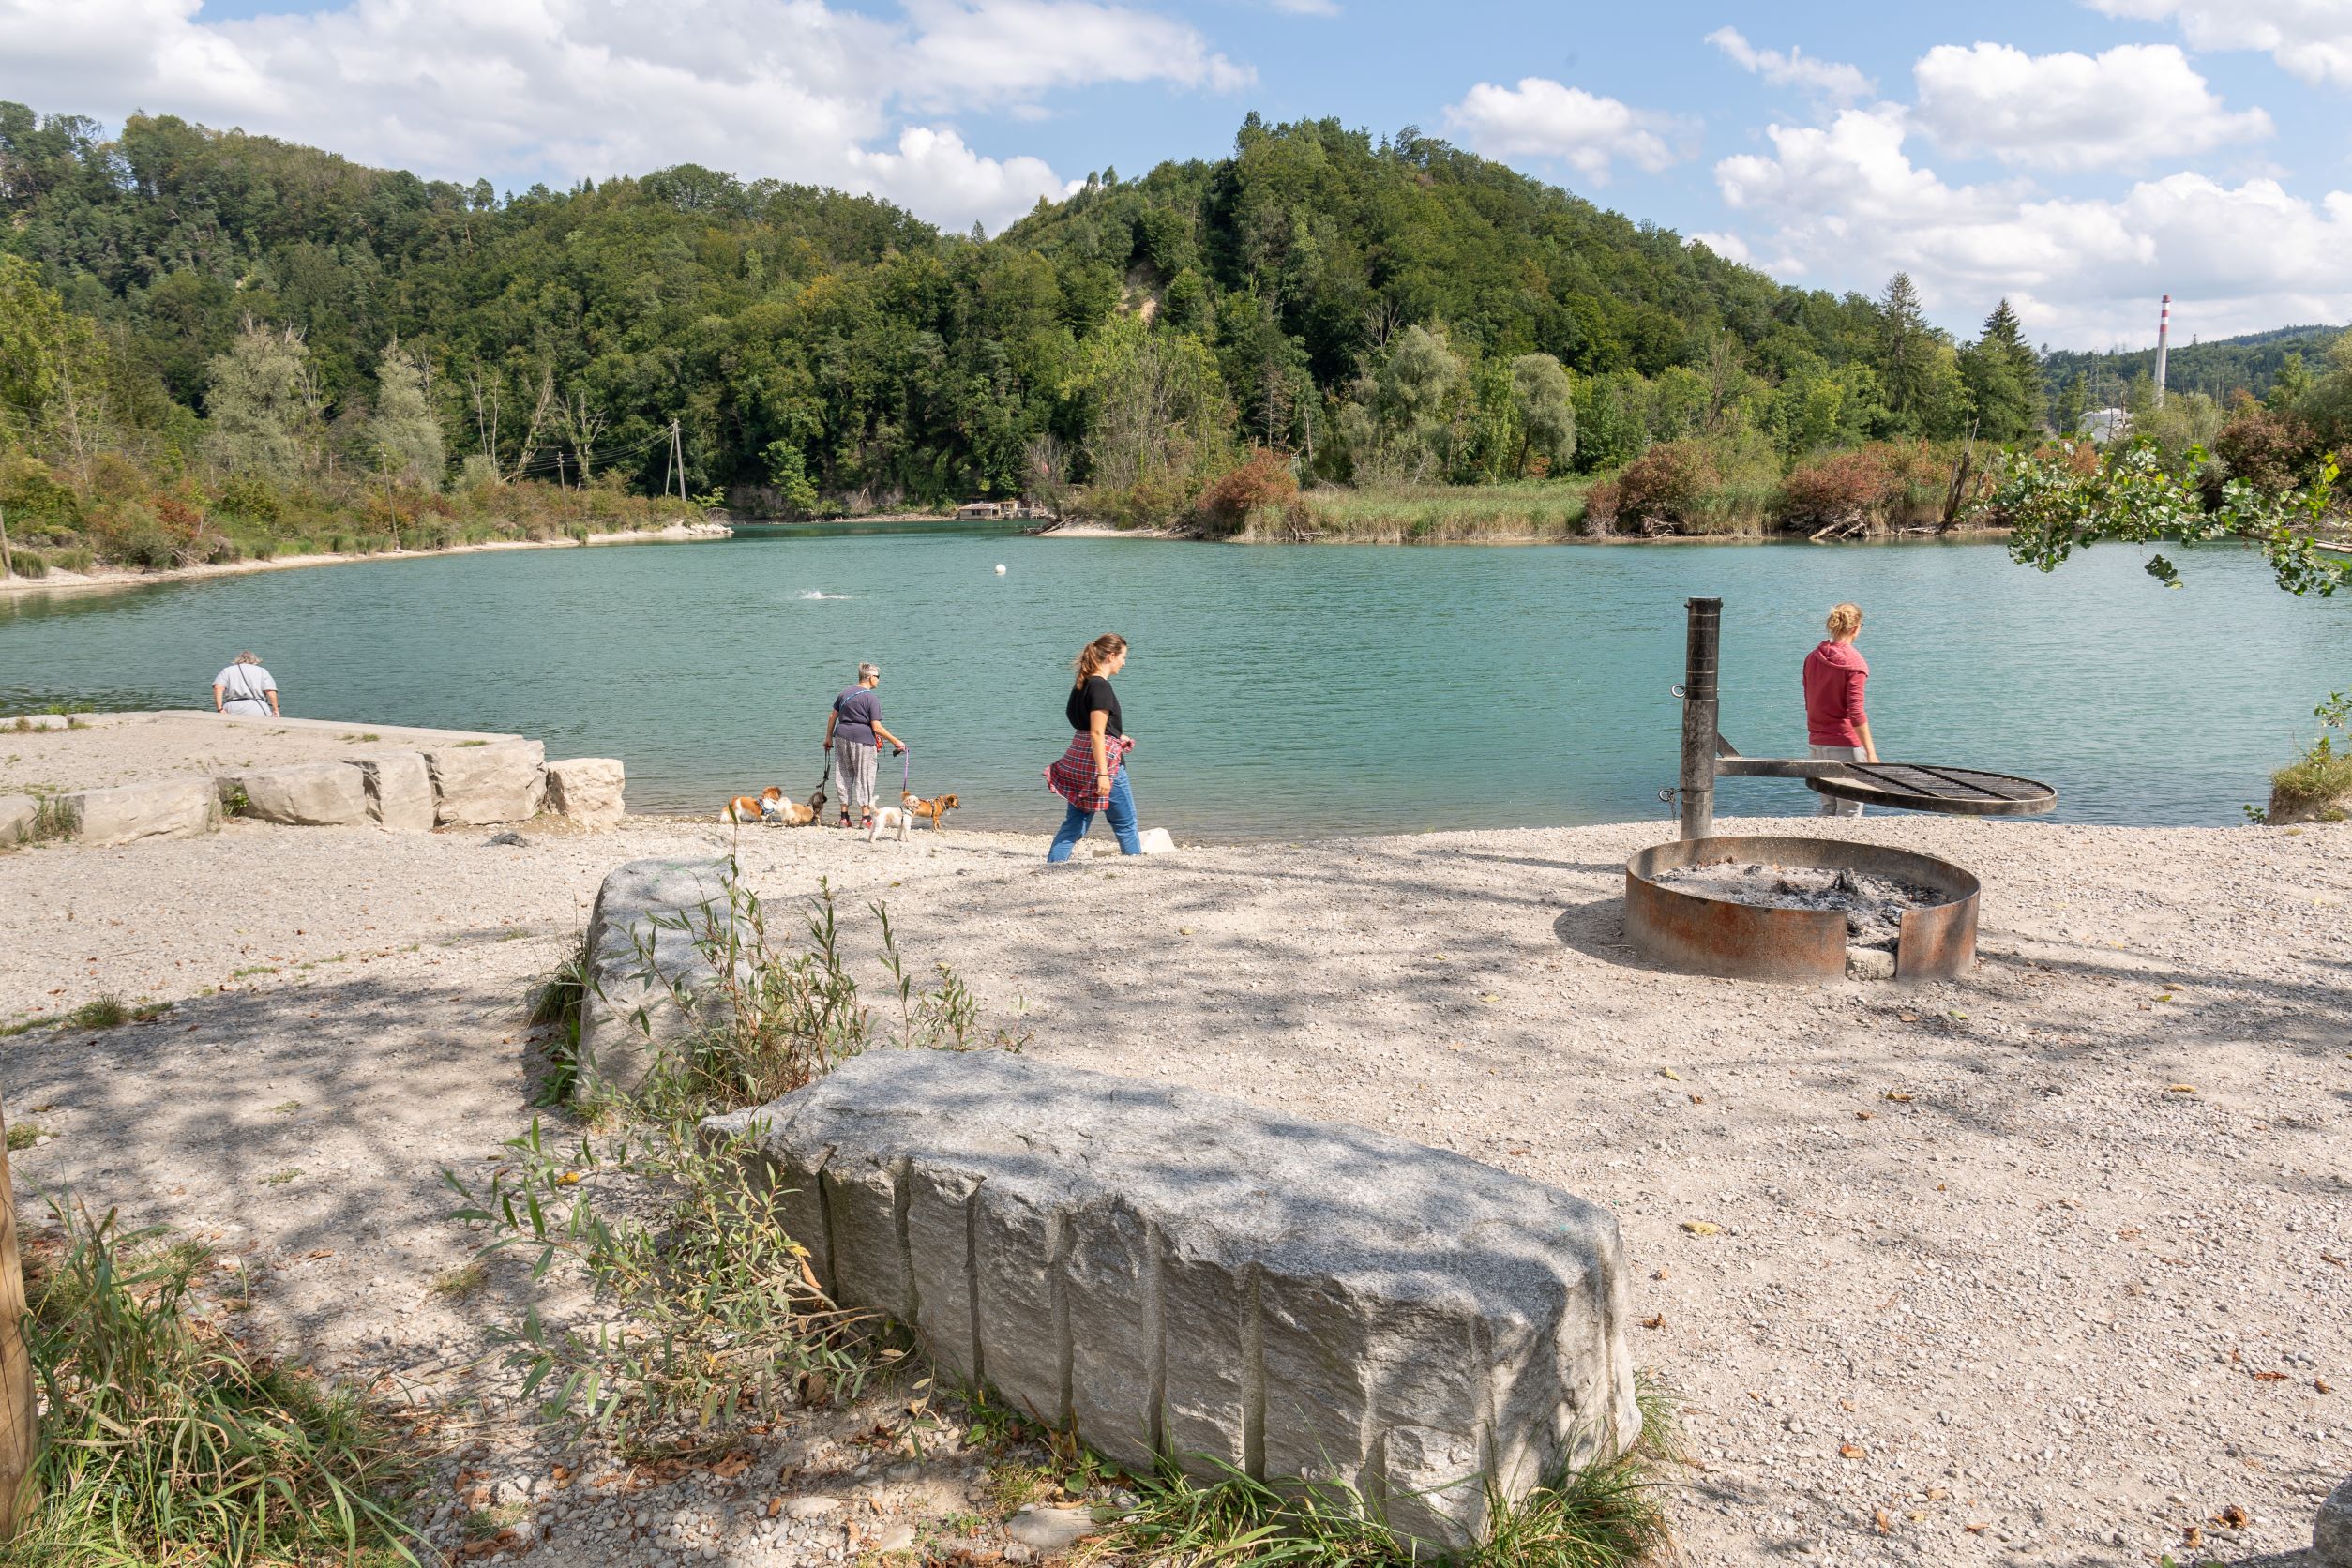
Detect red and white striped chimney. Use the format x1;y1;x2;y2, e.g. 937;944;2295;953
2154;294;2171;408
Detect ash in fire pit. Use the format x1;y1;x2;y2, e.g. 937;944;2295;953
1651;862;1945;951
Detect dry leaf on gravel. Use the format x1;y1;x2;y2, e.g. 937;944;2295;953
2212;1505;2249;1529
2250;1370;2287;1382
1639;1314;1665;1330
2316;1379;2331;1394
1659;1067;1681;1080
1680;1220;1722;1236
1883;1091;1913;1102
1874;1509;1892;1533
1839;1443;1865;1459
1855;1109;1874;1121
2166;1083;2197;1094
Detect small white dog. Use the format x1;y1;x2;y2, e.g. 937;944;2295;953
867;806;912;843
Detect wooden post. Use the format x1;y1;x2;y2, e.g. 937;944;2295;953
0;504;14;580
0;1095;38;1538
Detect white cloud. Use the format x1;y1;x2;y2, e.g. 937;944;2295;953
0;0;1246;233
1711;106;2352;343
1705;27;1875;104
1441;78;1689;182
897;0;1251;108
1912;42;2270;171
2087;0;2352;87
1267;0;1340;14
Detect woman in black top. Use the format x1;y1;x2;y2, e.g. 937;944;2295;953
1045;633;1140;861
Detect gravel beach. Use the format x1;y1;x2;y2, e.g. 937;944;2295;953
2;812;2346;1566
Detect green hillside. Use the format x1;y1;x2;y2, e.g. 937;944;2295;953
16;99;2321;565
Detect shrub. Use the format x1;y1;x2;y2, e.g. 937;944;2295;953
2212;400;2317;496
1196;447;1301;535
8;550;45;579
1582;476;1620;535
212;473;283;525
6;1204;426;1564
1775;442;1949;533
0;454;82;530
1613;435;1777;535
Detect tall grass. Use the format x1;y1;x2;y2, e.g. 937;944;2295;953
1280;481;1593;543
1069;1378;1678;1567
3;1204;426;1567
446;875;1014;1455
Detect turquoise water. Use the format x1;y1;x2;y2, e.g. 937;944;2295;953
3;525;2345;837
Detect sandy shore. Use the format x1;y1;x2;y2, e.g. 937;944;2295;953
2;813;2347;1565
0;519;730;598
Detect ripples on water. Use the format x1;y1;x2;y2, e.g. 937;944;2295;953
2;524;2342;837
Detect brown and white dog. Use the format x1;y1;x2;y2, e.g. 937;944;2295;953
902;790;961;833
723;787;825;826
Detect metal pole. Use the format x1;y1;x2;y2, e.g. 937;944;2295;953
1679;596;1721;841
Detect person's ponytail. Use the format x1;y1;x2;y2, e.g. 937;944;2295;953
1073;633;1127;689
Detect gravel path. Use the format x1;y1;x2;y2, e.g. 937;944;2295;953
2;813;2346;1566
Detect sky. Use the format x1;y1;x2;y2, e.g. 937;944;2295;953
2;0;2349;349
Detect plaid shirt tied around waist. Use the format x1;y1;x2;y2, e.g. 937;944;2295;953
1045;731;1133;809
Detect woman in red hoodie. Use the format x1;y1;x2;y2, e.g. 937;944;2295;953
1803;602;1878;818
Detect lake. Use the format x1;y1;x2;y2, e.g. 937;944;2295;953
3;525;2344;837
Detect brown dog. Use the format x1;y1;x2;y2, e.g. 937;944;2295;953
723;787;826;826
902;790;960;833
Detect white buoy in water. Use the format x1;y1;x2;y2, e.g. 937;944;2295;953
994;564;1006;575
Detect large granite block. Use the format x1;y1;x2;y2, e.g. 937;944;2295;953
576;856;739;1093
62;777;219;846
224;761;369;826
425;739;546;825
0;794;35;846
705;1051;1639;1548
546;757;626;826
355;753;436;832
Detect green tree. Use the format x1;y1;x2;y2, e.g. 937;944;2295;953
2052;377;2087;439
1371;324;1463;481
204;319;319;482
1506;353;1575;474
762;440;821;517
368;339;445;489
1873;273;1937;433
1960;299;2040;442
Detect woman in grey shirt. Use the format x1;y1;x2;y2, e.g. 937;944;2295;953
213;652;280;717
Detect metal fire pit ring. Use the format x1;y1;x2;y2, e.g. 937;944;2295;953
1624;835;1981;983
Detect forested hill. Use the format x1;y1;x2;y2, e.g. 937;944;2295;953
1;102;1885;511
2043;324;2347;409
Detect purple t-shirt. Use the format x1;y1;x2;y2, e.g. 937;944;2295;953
833;686;880;746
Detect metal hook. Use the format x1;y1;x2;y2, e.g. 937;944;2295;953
1657;785;1680;818
1670;683;1687;699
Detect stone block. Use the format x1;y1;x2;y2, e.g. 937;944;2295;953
0;793;35;846
576;856;739;1093
355;753;436;832
546;757;626;826
706;1052;1639;1548
223;762;369;826
62;776;219;846
424;739;546;825
2320;1474;2352;1567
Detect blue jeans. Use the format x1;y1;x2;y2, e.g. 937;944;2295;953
1048;765;1139;861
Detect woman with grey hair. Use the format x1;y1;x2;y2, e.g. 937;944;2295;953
823;662;905;830
212;651;280;717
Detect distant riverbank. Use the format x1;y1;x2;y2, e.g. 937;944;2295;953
0;519;731;597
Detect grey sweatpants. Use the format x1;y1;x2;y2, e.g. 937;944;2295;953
1812;744;1867;818
831;740;878;818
